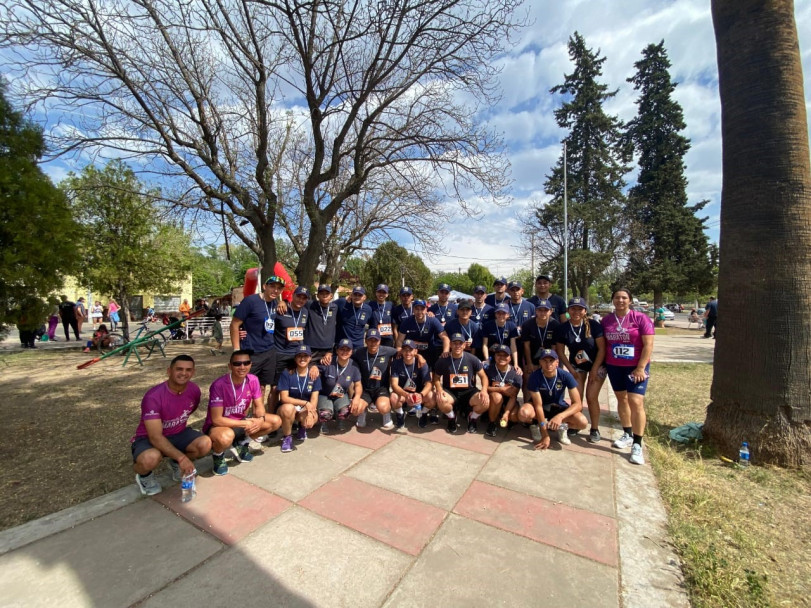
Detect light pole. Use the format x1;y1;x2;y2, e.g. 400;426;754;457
563;141;568;300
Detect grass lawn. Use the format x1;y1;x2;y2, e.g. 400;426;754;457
646;363;811;608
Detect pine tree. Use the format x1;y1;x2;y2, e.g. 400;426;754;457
624;41;714;308
531;32;630;298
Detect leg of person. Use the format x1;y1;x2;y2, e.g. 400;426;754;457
626;370;649;464
585;369;606;443
389;393;407;429
377;392;395;430
70;317;80;340
277;403;297;452
132;438;164;495
62;317;71;341
485;392;504;436
318;395;335;433
467;390;490;434
208;427;236;475
606;365;633;449
435;389;458;433
356;393;372;428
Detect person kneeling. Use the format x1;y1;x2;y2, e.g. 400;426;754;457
277;345;321;453
317;339;362;433
432;333;490;434
203;350;282;475
519;349;588;450
390;340;436;429
130;355;212;495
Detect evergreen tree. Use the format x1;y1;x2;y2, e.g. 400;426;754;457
360;242;432;300
0;79;80;335
624;41;713;308
466;263;495;290
530;32;630;297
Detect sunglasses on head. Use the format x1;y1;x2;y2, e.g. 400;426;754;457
231;360;252;367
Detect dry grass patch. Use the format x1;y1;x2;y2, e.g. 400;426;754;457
647;363;811;608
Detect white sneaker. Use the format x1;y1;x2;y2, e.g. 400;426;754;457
557;423;571;445
168;459;182;481
630;443;645;465
613;432;633;449
253;435;267;444
381;420;395;430
136;473;162;496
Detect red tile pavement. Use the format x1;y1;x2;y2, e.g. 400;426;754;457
324;426;400;450
563;436;614;459
454;481;618;567
299;476;447;556
407;425;502;455
153;473;291;544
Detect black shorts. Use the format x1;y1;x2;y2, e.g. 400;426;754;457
131;427;203;462
446;387;479;412
542;403;568;419
361;387;391;404
310;349;333;365
275;353;297;379
250;348;278;387
205;424;246;444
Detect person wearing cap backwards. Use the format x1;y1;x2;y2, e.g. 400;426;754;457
432;332;489;433
395;299;450;368
484;277;510;308
554;297;606;444
390;339;436;429
306;284;339;365
352;328;399;429
429;283;457;326
277;345;322;452
230;275;287;405
523;349;588;449
444;299;481;356
482;344;523;436
521;299;560;373
317;339;363;433
470;285;494;327
392;286;415;340
203;350;283;475
273;285;311;381
528;275;568;322
368;284;395;347
337;286;373;349
481;303;521;369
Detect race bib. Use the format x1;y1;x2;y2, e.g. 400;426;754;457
450;374;469;388
612;344;635;360
404;378;417;392
414;341;428;351
287;327;304;341
329;384;345;398
369;366;383;380
378;323;393;337
264;317;275;333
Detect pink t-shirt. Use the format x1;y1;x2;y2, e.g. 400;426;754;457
203;373;262;433
601;310;654;367
131;381;202;441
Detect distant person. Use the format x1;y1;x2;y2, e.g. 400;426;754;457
108;298;121;331
16;303;40;349
484;277;510;308
75;297;88;336
429;283;457;327
368;284;395;347
703;297;718;339
58;295;80;341
91;301;103;330
179;298;191;319
47;306;59;341
130;355;211;496
83;324;111;353
209;314;224;355
527;275;568;322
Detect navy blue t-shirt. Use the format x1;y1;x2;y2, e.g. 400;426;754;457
554;319;604;372
485;363;522;391
484;293;510;308
352;346;397;390
527;368;578;409
470;303;494;326
398;315;446;350
233;294;277;353
432;352;483;392
277;370;322;401
521;318;560;363
368;300;395;345
506;299;536;333
274;306;309;356
429;301;457;326
318;360;361;398
337;298;373;348
392;303;413;329
481;320;519;348
390;358;431;392
444;318;481;351
306;300;339;350
529;294;567;320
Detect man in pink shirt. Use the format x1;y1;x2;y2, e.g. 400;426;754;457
130;355;211;495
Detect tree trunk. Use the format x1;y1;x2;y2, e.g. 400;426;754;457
295;217;326;290
257;229;278;285
705;0;811;467
118;288;130;342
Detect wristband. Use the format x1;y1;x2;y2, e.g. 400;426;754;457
539;421;547;428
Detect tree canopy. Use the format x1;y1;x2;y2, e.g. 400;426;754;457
360;242;432;300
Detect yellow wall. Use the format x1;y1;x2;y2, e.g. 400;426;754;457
58;274;192;313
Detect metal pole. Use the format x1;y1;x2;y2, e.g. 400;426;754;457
563;141;568;300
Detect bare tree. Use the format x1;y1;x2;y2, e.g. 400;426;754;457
1;0;521;283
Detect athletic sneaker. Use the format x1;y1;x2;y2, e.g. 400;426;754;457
320;421;329;434
212;453;228;475
630;443;645;465
485;421;497;437
446;418;458;434
254;435;267;444
467;417;478;434
613;432;634;449
418;413;429;428
381;419;395;430
395;412;406;429
429;412;440;425
135;473;162;496
296;426;307;441
589;429;602;444
281;435;294;453
168;459;182;481
231;444;254;463
557;423;571;445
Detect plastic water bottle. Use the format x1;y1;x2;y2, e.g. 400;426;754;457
739;442;750;467
414;403;423;418
181;471;196;502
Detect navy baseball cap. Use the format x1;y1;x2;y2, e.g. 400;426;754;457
366;328;381;340
352;286;366;295
293;286;310;298
413;299;427;308
494;303;509;314
400;286;413;295
295;345;312;356
317;284;332;293
492;344;511;356
508;281;522;290
473;285;487;294
437;283;451;292
536;274;552;282
539;349;558;361
534;299;552;310
568;297;589;311
493;277;507;285
336;339;353;349
449;332;466;343
457;299;473;310
376;284;389;293
402;339;418;349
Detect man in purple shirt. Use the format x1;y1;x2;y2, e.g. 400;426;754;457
130;355;211;496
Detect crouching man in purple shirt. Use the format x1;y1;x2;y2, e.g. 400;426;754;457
130;355;212;495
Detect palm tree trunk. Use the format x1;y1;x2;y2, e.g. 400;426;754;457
705;0;811;466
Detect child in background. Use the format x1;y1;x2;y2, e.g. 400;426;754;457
84;324;111;353
209;314;225;355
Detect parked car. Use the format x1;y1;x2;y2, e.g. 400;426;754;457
594;302;614;313
660;309;675;320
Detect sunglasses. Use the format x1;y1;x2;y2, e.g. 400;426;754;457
231;360;252;367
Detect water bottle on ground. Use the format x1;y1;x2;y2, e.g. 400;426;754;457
739;442;750;467
181;470;197;502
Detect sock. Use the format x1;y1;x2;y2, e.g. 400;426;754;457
239;436;251;445
633;434;643;446
623;426;632;436
213;451;223;456
357;411;367;425
591;427;599;433
382;412;392;424
394;407;404;414
446;411;455;419
470;411;480;420
140;471;153;480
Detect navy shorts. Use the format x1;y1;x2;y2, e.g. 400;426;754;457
361;387;390;404
606;363;650;395
250;348;278;387
131;427;203;462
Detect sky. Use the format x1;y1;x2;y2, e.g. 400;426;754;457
415;0;811;276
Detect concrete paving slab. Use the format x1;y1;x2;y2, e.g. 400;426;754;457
345;436;488;510
299;476;446;556
323;425;400;450
478;440;616;518
383;514;618;608
0;499;222;607
405;422;502;455
229;437;371;502
143;507;413;608
455;480;618;567
152;472;292;544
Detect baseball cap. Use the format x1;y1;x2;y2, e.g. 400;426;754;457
493;303;509;314
473;285;487;294
399;286;413;295
568;297;589;311
376;284;389;293
493;276;507;285
336;339;353;349
508;281;522;290
534;299;552;310
536;274;552;282
437;283;451;292
265;275;285;286
317;284;332;293
402;339;418;349
352;286;366;295
457;299;473;310
539;348;558;361
293;286;310;298
492;344;511;356
413;299;427;308
295;345;312;356
366;328;381;340
449;332;465;343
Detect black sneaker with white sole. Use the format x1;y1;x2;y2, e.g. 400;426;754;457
467;417;478;434
486;421;497;437
418;413;429;428
446;418;458;434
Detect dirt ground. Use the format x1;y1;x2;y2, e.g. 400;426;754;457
0;344;229;532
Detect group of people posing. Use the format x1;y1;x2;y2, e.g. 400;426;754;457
130;275;654;497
